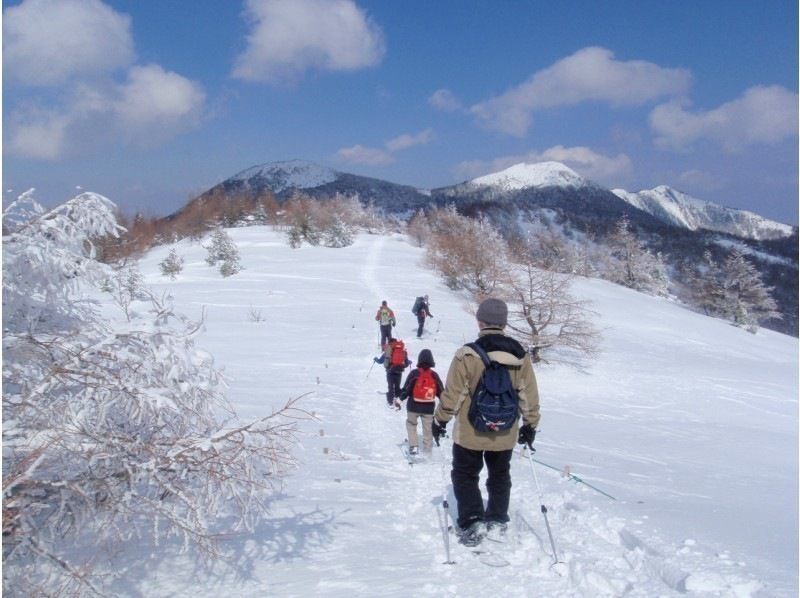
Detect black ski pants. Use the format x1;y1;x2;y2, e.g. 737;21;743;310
379;324;393;348
451;443;513;529
386;370;403;404
416;315;426;338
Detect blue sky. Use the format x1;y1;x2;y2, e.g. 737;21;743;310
3;0;798;224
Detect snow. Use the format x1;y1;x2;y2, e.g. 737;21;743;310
469;161;590;191
229;159;338;192
612;186;795;240
105;226;795;596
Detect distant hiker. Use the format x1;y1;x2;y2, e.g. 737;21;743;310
431;298;540;547
411;294;433;338
398;349;444;457
373;337;411;409
375;300;396;349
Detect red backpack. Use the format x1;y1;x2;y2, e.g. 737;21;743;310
412;368;437;402
389;340;407;367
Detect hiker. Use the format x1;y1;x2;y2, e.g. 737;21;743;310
412;294;433;338
398;349;444;457
375;300;396;349
373;337;411;409
431;298;540;547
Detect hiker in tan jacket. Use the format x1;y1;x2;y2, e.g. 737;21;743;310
432;298;540;546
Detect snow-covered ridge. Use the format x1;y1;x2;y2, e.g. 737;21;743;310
468;161;591;191
612;185;795;240
229;159;338;193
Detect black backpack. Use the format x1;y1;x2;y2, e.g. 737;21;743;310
466;342;520;433
411;296;424;315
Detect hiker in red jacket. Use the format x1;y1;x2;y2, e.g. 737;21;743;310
399;349;443;457
373;337;411;408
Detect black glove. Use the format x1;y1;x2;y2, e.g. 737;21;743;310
518;424;536;449
431;419;447;446
373;357;380;363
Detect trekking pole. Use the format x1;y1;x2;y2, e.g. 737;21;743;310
365;360;376;380
526;446;560;565
439;438;456;564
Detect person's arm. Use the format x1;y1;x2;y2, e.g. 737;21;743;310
434;348;471;424
517;356;541;429
400;370;417;401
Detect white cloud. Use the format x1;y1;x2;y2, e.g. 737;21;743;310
336;128;433;166
469;47;691;136
114;65;206;141
3;0;134;86
429;88;463;112
232;0;385;84
335;144;394;166
650;85;798;152
454;145;632;183
678;169;724;192
6;108;71;159
385;129;434;152
6;66;206;159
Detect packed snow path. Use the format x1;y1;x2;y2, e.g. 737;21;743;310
126;227;796;597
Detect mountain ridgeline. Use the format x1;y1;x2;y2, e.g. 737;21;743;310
182;160;798;335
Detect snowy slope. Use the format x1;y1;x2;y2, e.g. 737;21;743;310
468;161;592;191
612;186;795;240
113;227;795;596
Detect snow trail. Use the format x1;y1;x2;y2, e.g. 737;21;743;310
119;227;794;596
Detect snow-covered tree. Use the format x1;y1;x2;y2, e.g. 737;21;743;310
322;215;355;247
3;193;307;594
406;209;432;247
720;249;780;331
159;248;185;279
606;216;669;296
426;208;512;296
205;228;242;276
2;188;46;233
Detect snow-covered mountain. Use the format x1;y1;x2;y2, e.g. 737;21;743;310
468;161;593;191
213;159;430;213
227;159;338;193
612;185;795;241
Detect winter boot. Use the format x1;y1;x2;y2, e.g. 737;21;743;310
458;520;487;547
486;521;508;543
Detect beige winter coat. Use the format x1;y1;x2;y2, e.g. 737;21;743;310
434;328;540;451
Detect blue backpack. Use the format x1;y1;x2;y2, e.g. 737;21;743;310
466;342;520;432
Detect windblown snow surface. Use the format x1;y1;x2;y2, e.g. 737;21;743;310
118;227;795;597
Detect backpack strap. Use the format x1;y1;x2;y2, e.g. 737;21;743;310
466;342;491;367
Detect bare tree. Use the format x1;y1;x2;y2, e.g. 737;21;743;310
502;242;601;364
425;208;512;296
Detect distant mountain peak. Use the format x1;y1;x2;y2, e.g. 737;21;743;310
229;160;338;193
468;161;590;191
612;185;794;240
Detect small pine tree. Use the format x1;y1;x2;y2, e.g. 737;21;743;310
159;248;185;280
322;216;355;248
720;249;780;332
205;228;241;276
607;216;669;296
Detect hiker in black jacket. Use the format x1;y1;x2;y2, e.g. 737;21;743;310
415;295;433;338
399;349;443;456
373;338;411;409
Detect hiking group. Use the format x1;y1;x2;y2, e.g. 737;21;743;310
371;296;540;548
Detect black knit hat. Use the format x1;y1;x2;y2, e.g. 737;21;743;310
417;348;435;367
476;298;508;327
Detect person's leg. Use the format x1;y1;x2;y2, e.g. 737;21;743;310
380;324;391;347
406;411;419;449
420;413;433;454
451;443;485;529
484;449;513;524
417;317;424;338
388;372;402;403
385;371;393;404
